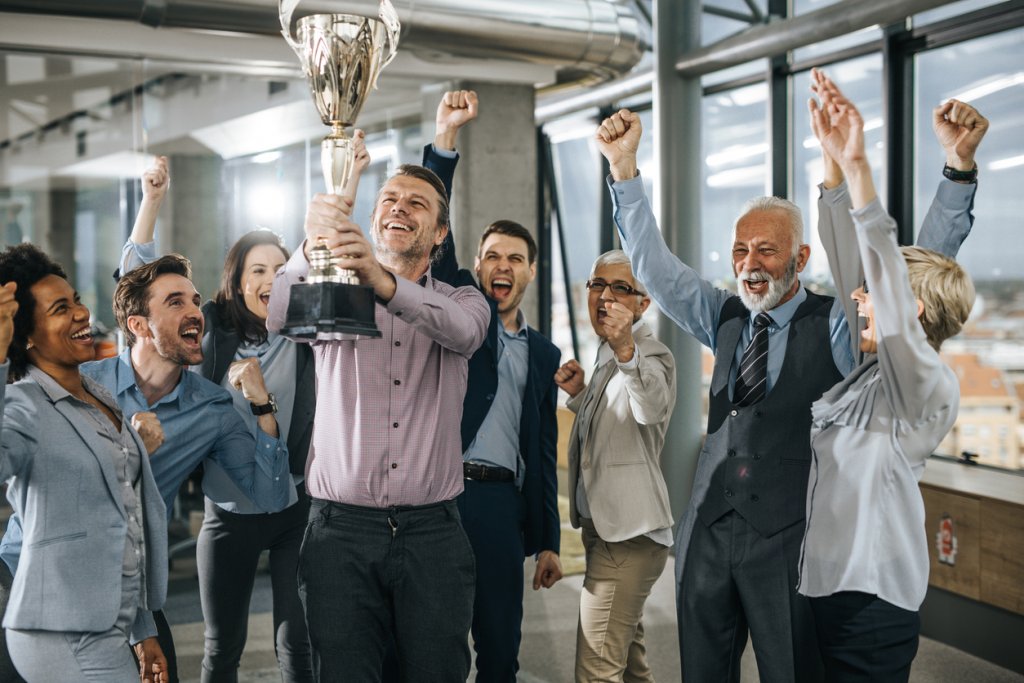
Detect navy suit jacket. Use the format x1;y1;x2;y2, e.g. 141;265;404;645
424;145;561;557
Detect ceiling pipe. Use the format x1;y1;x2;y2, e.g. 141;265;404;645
537;0;965;123
676;0;960;77
0;0;648;81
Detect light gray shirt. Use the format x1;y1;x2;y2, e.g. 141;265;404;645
463;310;529;484
797;198;959;612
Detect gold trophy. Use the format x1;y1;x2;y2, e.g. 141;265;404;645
278;0;401;339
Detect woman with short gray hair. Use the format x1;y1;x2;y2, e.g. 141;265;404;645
798;71;974;681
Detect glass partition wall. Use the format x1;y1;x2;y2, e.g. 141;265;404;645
0;54;423;332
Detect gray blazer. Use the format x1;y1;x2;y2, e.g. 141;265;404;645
566;323;676;543
0;362;167;642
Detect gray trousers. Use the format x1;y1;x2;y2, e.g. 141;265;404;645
7;573;141;682
678;510;823;683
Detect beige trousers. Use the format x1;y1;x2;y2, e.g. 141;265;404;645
575;521;670;683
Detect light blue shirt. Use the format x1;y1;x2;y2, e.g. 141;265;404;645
607;174;854;388
81;349;290;515
203;335;301;514
463;310;529;484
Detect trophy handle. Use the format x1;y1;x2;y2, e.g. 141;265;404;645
377;0;402;71
278;0;306;59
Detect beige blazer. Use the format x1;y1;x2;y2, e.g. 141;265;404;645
567;322;676;543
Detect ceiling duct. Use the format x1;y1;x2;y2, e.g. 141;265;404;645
0;0;648;82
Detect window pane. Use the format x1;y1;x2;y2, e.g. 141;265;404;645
792;55;884;295
914;0;1006;26
702;82;769;282
703;0;768;46
915;28;1024;470
547;118;604;369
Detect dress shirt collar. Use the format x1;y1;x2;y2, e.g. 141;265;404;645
27;364;121;416
750;284;808;329
113;346;184;407
499;309;528;339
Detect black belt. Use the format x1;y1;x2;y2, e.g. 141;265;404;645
463;462;514;482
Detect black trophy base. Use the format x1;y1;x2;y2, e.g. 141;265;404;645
281;281;381;340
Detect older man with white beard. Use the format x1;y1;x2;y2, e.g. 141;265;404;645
596;110;848;683
596;96;984;681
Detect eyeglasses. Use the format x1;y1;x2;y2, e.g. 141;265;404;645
586;279;646;297
862;278;869;295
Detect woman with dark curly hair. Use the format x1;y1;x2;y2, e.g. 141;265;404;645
0;243;168;681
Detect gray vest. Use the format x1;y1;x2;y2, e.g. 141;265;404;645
698;291;842;538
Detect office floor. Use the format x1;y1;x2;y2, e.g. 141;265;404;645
165;553;1023;683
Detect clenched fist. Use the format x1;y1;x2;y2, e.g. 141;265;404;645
142;156;170;204
227;357;270;405
599;301;637;362
131;411;164;456
595;109;642;182
0;282;18;364
933;99;989;172
435;90;478;151
554;359;586;398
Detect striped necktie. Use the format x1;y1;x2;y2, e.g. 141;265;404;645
733;312;773;407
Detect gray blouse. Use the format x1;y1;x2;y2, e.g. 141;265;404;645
797;197;959;612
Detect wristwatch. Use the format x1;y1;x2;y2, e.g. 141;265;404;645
942;163;977;183
250;393;278;416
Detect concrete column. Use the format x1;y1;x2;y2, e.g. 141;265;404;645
420;81;539;325
165;155;226;303
47;186;77;284
656;0;704;525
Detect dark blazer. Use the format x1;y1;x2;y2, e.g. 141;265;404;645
199;300;315;475
424;145;561;557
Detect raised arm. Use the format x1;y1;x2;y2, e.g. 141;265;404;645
120;156;169;275
917;100;988;257
0;284;35;482
425;90;477;286
809;69;863;366
812;72;955;424
596;110;731;350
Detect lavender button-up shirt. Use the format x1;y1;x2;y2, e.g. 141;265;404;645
267;247;490;508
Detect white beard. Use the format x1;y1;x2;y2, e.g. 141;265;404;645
736;257;797;312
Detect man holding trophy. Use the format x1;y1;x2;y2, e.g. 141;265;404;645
269;3;489;680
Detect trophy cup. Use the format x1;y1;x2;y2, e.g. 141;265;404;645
278;0;401;339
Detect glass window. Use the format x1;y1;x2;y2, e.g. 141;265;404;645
545;114;604;368
914;0;1006;27
703;1;769;46
702;60;769;90
792;54;884;294
701;82;769;283
915;27;1024;469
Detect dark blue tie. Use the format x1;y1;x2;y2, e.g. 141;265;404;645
733;313;773;407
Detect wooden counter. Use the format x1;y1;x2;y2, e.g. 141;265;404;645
921;459;1024;616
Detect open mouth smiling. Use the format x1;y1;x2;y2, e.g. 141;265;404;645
70;325;93;344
